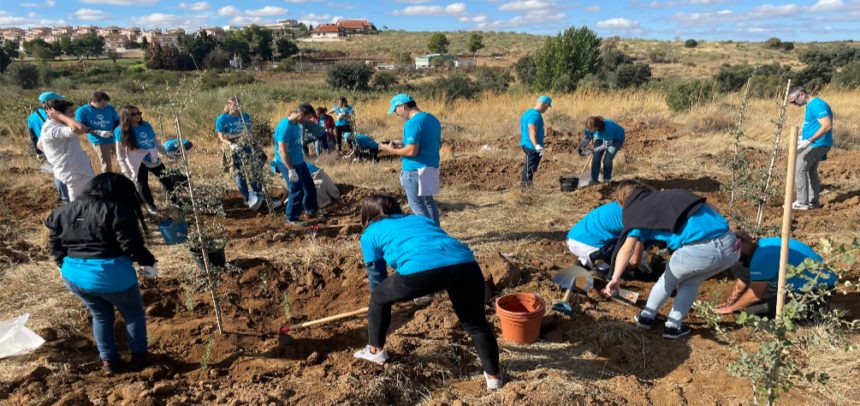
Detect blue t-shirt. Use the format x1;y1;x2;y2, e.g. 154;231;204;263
333;105;353;126
216;113;252;135
273;117;305;166
351;134;378;149
567;202;624;248
61;256;137;293
75;104;119;145
306;162;320;174
628;206;730;250
520;108;545;150
28;109;48;137
114;121;158;150
360;214;475;276
585;119;625;143
802;98;833;147
402;112;441;172
750;237;835;290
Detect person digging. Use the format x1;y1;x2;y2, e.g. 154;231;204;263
344;132;380;162
354;194;503;390
567;201;652;279
578;116;625;185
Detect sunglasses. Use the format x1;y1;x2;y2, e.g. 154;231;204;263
130;112;142;116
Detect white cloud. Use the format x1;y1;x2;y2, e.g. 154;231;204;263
178;2;211;11
458;15;489;22
283;0;323;3
641;0;735;9
468;9;566;29
20;0;55;7
583;5;601;12
665;0;852;28
392;3;467;16
227;16;276;24
595;17;640;29
498;0;557;12
302;13;331;20
80;0;159;5
328;2;362;9
393;0;436;3
130;13;209;28
219;6;289;17
27;12;40;18
74;8;113;20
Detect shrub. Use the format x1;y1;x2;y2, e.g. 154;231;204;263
427;32;450;54
5;63;39;89
552;73;574;93
271;58;295;73
648;50;669;63
713;63;792;94
794;63;834;90
780;42;795;52
685;39;698;48
474;67;513;94
443;60;455;68
831;60;860;88
514;55;537;86
601;47;631;72
665;79;716;112
51;76;76;92
577;73;609;91
117;79;145;94
129;67;145;74
764;37;781;49
799;48;830;65
326;62;374;91
534;26;602;92
38;64;59;87
615;62;652;89
203;48;231;71
371;70;397;90
422;71;480;104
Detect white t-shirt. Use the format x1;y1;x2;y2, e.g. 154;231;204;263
39;120;95;183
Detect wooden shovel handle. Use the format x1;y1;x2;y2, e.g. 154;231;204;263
279;307;370;333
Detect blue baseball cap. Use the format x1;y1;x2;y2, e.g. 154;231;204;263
164;139;193;153
39;92;65;103
537;95;552;107
388;94;414;114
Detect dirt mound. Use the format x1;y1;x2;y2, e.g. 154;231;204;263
440;156;564;191
477;251;521;289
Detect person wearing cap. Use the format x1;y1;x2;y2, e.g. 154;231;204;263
714;230;836;319
29;92;70;203
273;103;326;226
75;91;120;173
578;117;626;184
380;94;442;225
39;99;96;202
520;96;551;189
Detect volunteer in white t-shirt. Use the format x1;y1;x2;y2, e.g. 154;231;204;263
38;99;97;201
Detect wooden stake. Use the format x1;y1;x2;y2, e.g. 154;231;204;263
775;126;799;318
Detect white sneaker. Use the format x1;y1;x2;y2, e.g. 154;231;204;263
783;201;811;210
484;371;504;390
247;192;264;211
354;345;389;365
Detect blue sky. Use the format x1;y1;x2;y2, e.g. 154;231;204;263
1;0;859;41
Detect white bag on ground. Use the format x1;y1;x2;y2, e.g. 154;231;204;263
0;313;45;359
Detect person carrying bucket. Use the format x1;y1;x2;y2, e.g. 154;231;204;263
520;96;551;189
606;180;739;339
567;202;651;278
354;194;502;390
578;117;625;184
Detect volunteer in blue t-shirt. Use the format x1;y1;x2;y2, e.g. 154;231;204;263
354;194;503;390
327;97;354;152
75;91;120;173
715;231;836;319
520;96;551;189
380;94;442;225
567;202;650;275
788;86;834;210
114;105;181;215
578;117;626;184
216;97;268;211
29;92;70;202
273;103;325;226
345;133;380;162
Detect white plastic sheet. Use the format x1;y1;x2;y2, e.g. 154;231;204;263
0;313;46;359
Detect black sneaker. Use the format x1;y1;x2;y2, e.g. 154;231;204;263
634;314;654;330
663;324;691;339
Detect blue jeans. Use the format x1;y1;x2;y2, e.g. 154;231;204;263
62;276;148;360
592;139;624;182
521;146;542;188
400;170;439;224
55;179;69;202
234;147;263;199
278;161;318;221
639;231;740;327
314;135;329;157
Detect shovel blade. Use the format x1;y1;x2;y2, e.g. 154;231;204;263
611;289;639;306
552;265;594;293
551;302;573;315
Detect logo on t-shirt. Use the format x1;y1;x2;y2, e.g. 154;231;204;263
90;113;112;130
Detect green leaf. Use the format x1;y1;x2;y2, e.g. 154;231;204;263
845;253;856;264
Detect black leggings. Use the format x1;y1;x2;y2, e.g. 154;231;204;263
368;261;500;375
136;163;178;207
334;125;351;151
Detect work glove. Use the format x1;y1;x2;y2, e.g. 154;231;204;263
797;139;811;151
138;263;159;279
580;149;594;157
288;169;299;183
229;143;239;151
534;145;545;157
96;130;114;139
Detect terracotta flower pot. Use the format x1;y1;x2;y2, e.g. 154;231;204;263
495;293;546;345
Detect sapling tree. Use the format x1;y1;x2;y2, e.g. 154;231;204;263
694;238;859;405
231;98;281;215
755;80;792;228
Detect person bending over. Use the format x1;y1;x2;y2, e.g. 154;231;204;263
115;105;181;215
216;97;266;211
39;99;96;201
715;230;836;319
76;91;120;173
45;173;161;375
578;117;625;184
345;133;380;162
355;194;503;390
273;103;326;226
315;107;335;155
606;180;739;339
567;202;650;278
520;96;551;189
29;92;69;202
787;86;834;210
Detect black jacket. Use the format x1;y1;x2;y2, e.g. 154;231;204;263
610;189;706;266
45;196;156;268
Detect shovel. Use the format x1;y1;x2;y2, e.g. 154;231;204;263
610;289;640;306
277;307;369;346
551;265;594;314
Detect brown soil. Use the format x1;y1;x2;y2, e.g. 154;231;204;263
2;131;859;406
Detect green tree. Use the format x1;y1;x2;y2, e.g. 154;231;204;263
468;32;484;59
371;70;398;90
73;33;105;59
203;48;231;70
6;63;40;88
0;47;11;72
23;39;51;57
764;37;781;49
430;56;444;67
614;62;652;88
276;38;299;59
57;36;74;57
106;49;120;63
3;40;19;60
297;23;308;33
181;32;217;68
221;36;251;62
235;25;274;61
392;51;413;66
326;62;374;91
141;36;149;50
514;55;537;86
831;60;860;87
685;39;698;48
427;32;449;54
534;26;603;92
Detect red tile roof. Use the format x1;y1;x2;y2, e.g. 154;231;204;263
310;24;342;33
336;20;371;30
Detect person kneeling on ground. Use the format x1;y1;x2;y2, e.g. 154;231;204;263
714;230;836;319
38;99;97;202
606;180;739;339
45;173;161;375
578;117;625;184
345;133;379;162
567;201;651;278
355;194;503;390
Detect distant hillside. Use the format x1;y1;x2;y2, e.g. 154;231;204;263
298;30;546;57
